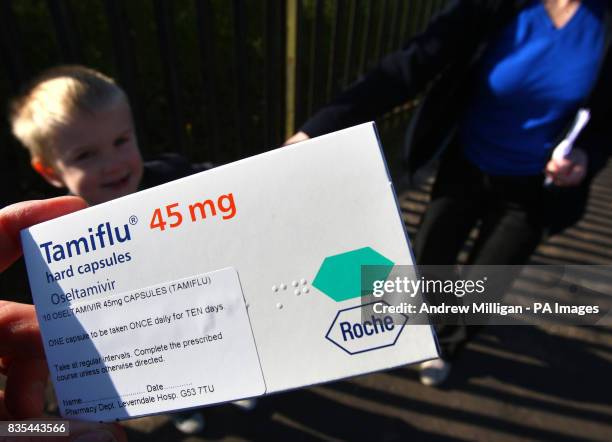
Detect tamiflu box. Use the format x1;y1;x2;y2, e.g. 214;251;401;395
21;123;438;422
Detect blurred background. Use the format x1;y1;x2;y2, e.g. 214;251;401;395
1;1;611;441
0;0;444;206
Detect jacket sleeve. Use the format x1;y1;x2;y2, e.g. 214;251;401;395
189;161;216;174
300;0;493;138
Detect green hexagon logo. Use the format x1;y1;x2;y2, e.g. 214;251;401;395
312;247;394;302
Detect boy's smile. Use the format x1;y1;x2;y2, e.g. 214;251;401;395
44;98;144;205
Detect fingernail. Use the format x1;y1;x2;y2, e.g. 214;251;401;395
73;430;117;442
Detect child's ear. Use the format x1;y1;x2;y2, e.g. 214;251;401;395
31;157;65;188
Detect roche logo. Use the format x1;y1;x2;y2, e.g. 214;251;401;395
325;301;408;355
312;247;394;302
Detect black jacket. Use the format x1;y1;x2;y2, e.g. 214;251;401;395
300;0;612;232
140;154;214;190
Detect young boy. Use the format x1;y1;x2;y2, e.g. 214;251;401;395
9;65;206;206
9;64;218;433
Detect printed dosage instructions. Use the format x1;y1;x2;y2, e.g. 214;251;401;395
37;268;266;422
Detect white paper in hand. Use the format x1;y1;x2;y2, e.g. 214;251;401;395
545;108;590;186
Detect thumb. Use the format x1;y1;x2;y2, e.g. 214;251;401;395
0;197;87;271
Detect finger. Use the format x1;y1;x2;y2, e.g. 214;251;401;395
555;159;573;176
284;131;310;146
5;358;48;419
545;159;562;180
0;355;11;375
554;172;571;186
564;165;587;187
0;390;14;420
0;196;87;272
546;159;559;174
0;302;45;359
554;173;581;187
545;168;557;181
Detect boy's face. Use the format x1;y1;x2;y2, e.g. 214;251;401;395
42;98;144;205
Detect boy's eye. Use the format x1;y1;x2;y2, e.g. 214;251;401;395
74;151;93;162
114;135;129;147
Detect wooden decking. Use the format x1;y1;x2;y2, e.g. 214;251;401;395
2;158;611;441
109;162;612;441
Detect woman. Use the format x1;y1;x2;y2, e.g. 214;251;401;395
286;0;612;385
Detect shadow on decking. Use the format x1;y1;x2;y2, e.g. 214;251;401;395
3;145;611;441
115;161;612;441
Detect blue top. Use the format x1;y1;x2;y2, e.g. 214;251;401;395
460;0;604;175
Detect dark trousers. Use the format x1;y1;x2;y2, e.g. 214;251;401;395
413;144;545;360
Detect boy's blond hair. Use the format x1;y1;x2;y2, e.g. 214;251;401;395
9;65;126;164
